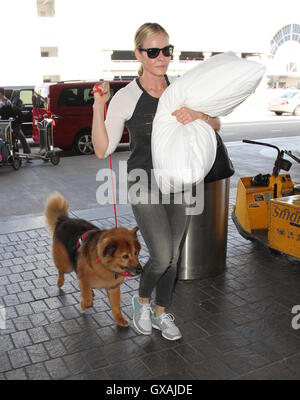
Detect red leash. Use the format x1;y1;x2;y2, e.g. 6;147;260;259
105;104;118;228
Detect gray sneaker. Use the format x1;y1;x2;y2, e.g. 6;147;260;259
132;295;152;335
152;312;182;341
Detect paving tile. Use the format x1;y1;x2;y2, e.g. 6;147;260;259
8;348;31;369
206;331;250;353
0;352;12;373
85;347;109;370
44;339;68;359
11;331;32;348
45;358;70;380
190;357;237;380
5;368;28;380
45;323;67;339
26;343;50;363
29;312;49;328
25;363;51;380
63;351;92;376
28;327;50;344
17;291;35;304
61;332;103;354
105;358;152;380
0;335;14;352
13;316;34;331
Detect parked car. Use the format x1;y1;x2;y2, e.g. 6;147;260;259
3;86;34;137
268;90;300;116
32;80;131;154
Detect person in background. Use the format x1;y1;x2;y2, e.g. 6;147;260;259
11;90;31;155
0;87;11;108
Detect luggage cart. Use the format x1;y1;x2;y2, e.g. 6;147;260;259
0;118;22;170
15;116;60;165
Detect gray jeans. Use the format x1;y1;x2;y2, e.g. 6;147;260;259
130;184;189;308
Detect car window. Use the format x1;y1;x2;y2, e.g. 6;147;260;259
58;87;95;107
83;87;94;106
280;92;298;98
20;90;33;106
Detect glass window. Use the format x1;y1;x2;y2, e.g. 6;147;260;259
37;0;55;17
20;90;33;106
41;47;58;57
280;92;298;98
57;88;80;107
83;87;94;106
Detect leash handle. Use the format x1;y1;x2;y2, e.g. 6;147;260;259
104;103;118;228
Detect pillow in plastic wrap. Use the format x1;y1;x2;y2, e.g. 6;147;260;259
152;51;266;193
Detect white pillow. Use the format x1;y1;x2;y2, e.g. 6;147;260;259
152;51;266;194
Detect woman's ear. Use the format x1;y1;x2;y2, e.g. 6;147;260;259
134;48;142;63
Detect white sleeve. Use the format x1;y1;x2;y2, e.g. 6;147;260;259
104;81;141;158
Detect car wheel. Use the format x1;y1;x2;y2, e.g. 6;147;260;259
275;112;283;116
73;130;94;155
293;105;300;116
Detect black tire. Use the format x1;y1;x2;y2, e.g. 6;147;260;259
12;158;21;170
293;105;300;116
275;111;283;116
50;154;60;165
73;130;94;155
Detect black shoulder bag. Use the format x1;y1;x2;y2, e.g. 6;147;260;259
204;131;235;183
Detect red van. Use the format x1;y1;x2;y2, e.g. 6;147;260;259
32;80;130;154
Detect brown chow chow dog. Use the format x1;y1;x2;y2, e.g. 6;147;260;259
45;192;142;327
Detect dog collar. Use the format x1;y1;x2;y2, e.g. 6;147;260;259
77;230;101;264
76;230;96;249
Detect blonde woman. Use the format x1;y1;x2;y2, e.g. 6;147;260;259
92;23;220;341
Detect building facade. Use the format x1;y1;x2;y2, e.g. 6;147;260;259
1;0;300;88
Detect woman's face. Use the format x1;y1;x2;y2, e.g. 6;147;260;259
135;32;171;77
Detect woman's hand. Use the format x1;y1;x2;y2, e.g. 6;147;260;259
92;81;111;105
171;107;199;125
172;107;221;131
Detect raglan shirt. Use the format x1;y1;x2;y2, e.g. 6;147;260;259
104;76;176;184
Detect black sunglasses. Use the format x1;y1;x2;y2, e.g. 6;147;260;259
138;45;174;59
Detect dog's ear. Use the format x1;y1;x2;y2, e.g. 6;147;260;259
132;226;139;235
103;244;117;257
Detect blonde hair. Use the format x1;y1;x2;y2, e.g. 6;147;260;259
134;23;169;77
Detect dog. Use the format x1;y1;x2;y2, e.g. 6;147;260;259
45;192;142;327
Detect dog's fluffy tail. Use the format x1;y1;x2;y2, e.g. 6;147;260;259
45;192;69;234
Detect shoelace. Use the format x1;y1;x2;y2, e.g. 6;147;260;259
140;304;152;320
160;313;176;328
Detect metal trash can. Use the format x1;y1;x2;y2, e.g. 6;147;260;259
178;177;230;280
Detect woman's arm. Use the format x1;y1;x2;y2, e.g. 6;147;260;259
92;82;111;159
171;107;221;131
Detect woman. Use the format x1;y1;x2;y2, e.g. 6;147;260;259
92;22;220;341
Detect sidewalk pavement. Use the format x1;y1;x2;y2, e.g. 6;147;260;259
1;137;300;380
